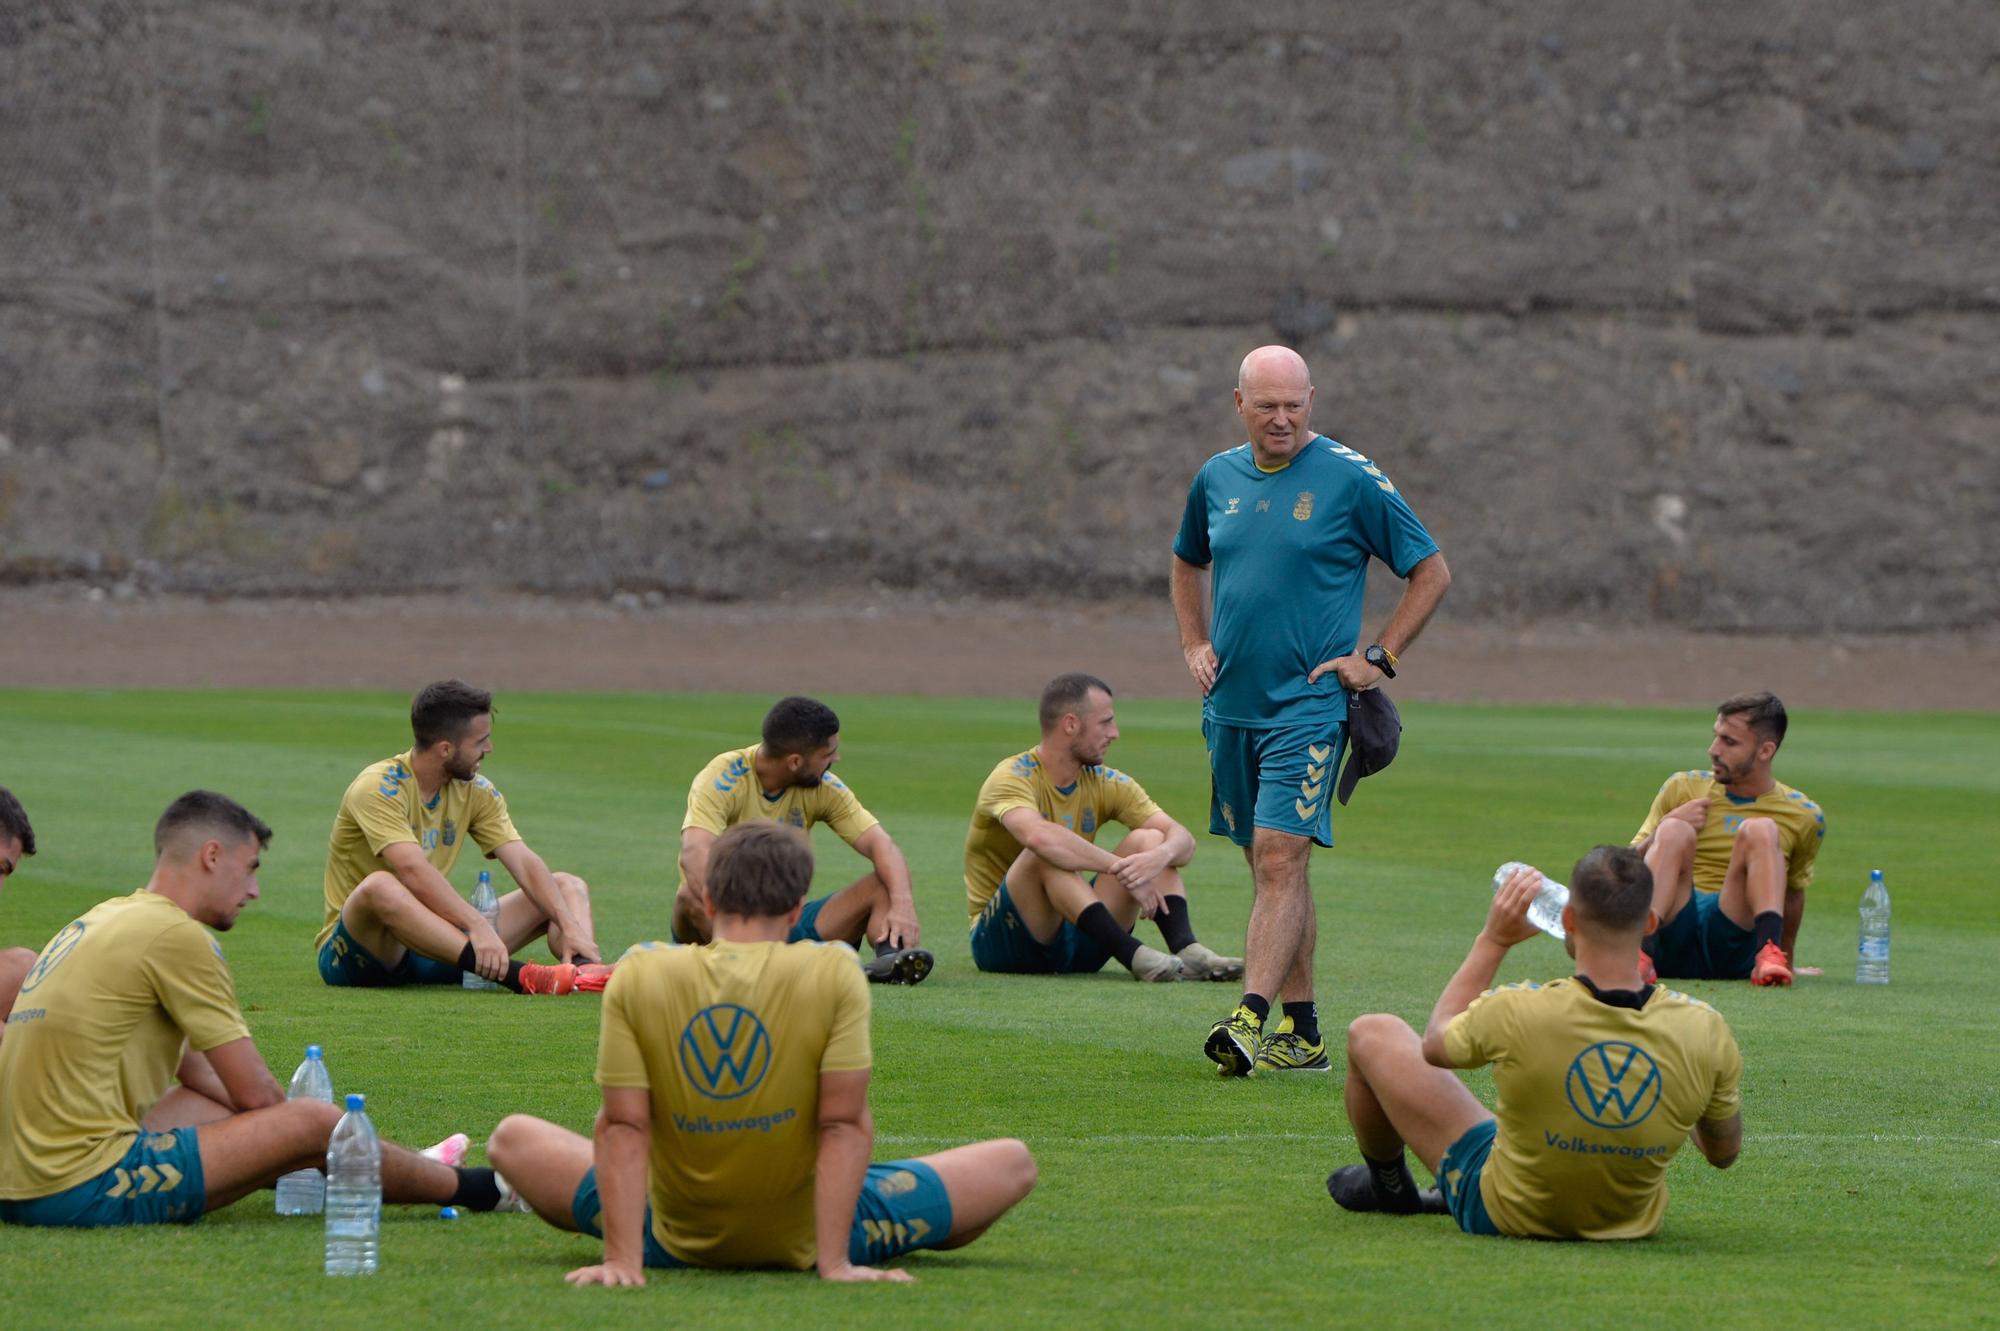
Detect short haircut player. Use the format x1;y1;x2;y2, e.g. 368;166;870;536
1038;672;1113;733
707;822;814;918
411;679;495;749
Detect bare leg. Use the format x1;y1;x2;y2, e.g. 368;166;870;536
341;871;470;968
1642;819;1698;927
496;872;594;961
1244;830;1313;1000
487;1114;595;1231
1344;1014;1492;1175
1715;818;1784;930
913;1138;1038;1249
190;1100;463;1213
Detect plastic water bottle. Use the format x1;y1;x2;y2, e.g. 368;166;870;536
275;1045;333;1215
1493;861;1569;940
462;869;500;991
325;1093;382;1276
1856;868;1890;985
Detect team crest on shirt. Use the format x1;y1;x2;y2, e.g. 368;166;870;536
1220;803;1236;833
441;818;457;847
1225;497;1241;515
1293;491;1314;520
873;1169;920;1198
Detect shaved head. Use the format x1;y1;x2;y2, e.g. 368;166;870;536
153;791;272;863
1237;345;1311;392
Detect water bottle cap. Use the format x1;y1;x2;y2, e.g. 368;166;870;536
345;1093;365;1110
306;1045;322;1058
478;870;491;881
1870;868;1883;881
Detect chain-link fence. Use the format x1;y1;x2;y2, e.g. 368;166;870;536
2;2;1994;627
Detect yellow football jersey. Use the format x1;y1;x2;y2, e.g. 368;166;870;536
1632;771;1825;893
316;752;522;949
679;746;878;871
1443;977;1742;1240
0;892;249;1199
963;749;1164;922
597;938;871;1269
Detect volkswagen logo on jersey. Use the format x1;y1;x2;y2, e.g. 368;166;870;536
1564;1040;1662;1129
19;920;86;995
678;1003;773;1101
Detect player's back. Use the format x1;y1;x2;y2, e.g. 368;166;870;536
599;937;872;1268
1465;978;1741;1240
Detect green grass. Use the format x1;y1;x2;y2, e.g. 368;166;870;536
1;690;1996;1330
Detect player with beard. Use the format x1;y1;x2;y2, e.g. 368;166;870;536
963;673;1240;982
1630;693;1824;986
673;696;933;986
314;679;599;994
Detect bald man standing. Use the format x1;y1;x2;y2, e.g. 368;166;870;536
1171;346;1450;1077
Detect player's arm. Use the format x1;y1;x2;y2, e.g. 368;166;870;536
998;807;1120;877
1312;551;1451;688
566;1087;653;1288
1109;811;1196;915
849;824;920;950
814;1067;912;1284
674;826;718;941
1691;1112;1742;1170
1422;866;1540;1067
378;840;504;974
1170;554;1219;695
199;1036;286;1112
170;1042;239;1111
491;839;598;963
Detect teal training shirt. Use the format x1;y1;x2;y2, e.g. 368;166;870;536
1173;437;1438;731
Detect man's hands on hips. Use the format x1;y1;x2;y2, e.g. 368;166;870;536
1183;641;1219;695
1481;866;1544;950
1308;655;1385;690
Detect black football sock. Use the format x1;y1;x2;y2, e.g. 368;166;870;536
1751;911;1783;951
1076;903;1143;969
1239;993;1271;1023
1281;1000;1321;1044
1363;1151;1424;1214
1153;895;1197;953
450;1167;504;1212
458;943;529;993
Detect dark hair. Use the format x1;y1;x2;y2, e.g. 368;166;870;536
1717;692;1787;751
154;790;273;856
707;822;814;918
762;696;840;756
1038;672;1113;732
1568;845;1653;932
0;785;35;856
411;679;495;749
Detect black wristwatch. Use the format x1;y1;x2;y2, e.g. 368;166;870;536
1364;644;1398;679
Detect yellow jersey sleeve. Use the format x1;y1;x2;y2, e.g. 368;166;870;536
148;920;251;1054
683;750;749;836
1441;984;1525;1068
818;952;872;1074
1703;1012;1744;1121
812;777;880;846
1104;769;1165;831
979;759;1042;824
347;765;419;856
596;964;652;1090
1785;802;1824;892
466;776;521;855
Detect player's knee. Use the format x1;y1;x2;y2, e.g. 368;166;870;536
1736;817;1779;850
486;1114;539;1169
1119;827;1166;855
555;871;590;903
348;871;404;911
1346;1012;1405;1061
996;1138;1038;1202
1654;819;1697;852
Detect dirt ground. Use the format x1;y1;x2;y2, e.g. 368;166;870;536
3;590;1996;712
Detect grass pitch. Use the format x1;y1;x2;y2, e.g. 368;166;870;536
0;690;1995;1330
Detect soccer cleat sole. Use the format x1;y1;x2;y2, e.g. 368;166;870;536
863;947;934;986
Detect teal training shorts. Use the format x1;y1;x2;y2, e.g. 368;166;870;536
0;1128;206;1228
968;879;1111;975
1202;718;1347;848
570;1158;953;1268
1644;888;1758;980
1437;1118;1502;1238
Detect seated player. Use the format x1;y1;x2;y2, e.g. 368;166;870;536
488;821;1037;1284
0;791;518;1227
0;786;39;1049
965;673;1241;985
1632;692;1824;987
673;696;931;985
317;679;598;994
1327;849;1742;1240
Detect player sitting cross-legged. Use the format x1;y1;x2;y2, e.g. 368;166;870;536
488;821;1037;1284
964;672;1241;985
1326;848;1742;1240
0;792;515;1228
673;696;931;985
316;679;600;995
